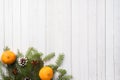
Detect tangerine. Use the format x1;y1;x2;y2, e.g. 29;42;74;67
1;50;16;65
39;66;53;80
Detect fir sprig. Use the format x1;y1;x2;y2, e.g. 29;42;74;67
3;46;10;51
43;52;55;62
17;49;23;57
25;47;33;59
57;69;67;76
57;69;72;80
25;47;43;60
56;54;64;67
59;75;72;80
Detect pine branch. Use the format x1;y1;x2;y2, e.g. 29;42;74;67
25;47;33;59
57;69;67;76
0;62;4;79
56;54;64;67
47;54;64;73
43;52;55;62
47;64;58;73
30;47;43;57
3;46;10;51
47;64;55;68
17;49;24;57
59;75;72;80
31;52;43;60
25;47;43;59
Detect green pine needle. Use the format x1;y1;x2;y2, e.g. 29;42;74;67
3;46;10;51
17;49;24;57
47;64;58;73
43;52;55;62
25;47;43;59
25;47;33;58
59;75;72;80
56;54;64;67
32;53;43;60
57;69;67;76
47;64;55;68
0;62;2;75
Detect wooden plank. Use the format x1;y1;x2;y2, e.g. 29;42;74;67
72;0;88;80
106;0;115;80
0;0;4;53
12;0;21;52
28;0;46;52
96;0;106;80
47;0;72;77
21;0;29;52
114;0;120;80
88;0;97;80
4;0;13;49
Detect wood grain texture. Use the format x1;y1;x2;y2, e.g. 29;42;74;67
72;0;88;80
96;0;106;80
88;0;97;80
20;0;29;52
47;0;72;74
13;0;21;51
0;0;4;53
106;0;114;80
28;0;46;52
4;0;13;49
114;0;120;80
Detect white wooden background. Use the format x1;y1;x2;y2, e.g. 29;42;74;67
0;0;120;80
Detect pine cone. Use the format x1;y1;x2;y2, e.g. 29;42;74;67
18;57;28;67
24;77;31;80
